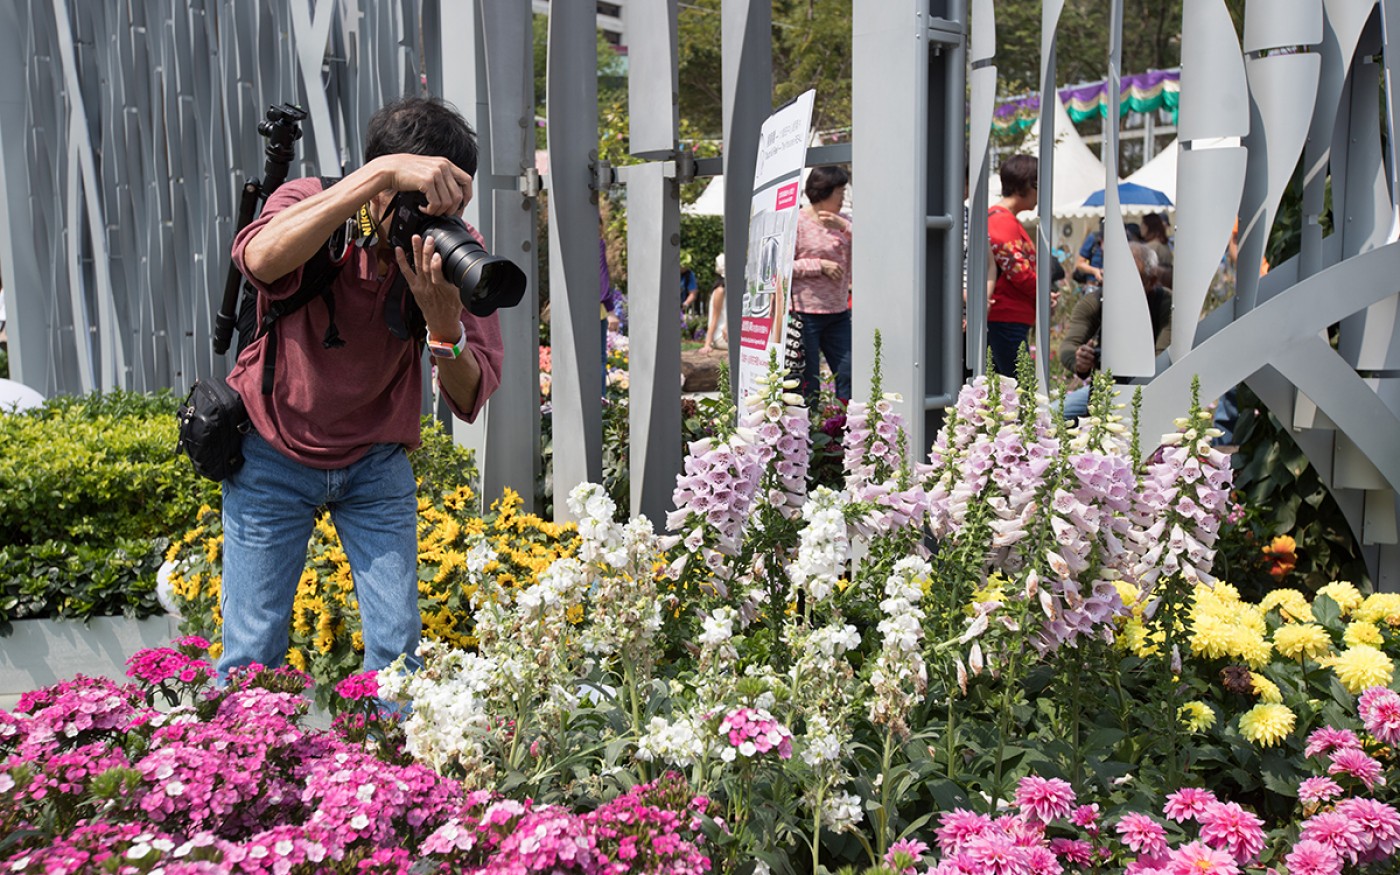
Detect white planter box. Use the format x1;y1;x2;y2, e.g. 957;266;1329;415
0;615;181;699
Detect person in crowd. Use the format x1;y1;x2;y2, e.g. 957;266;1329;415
680;260;699;313
791;165;853;405
701;252;727;353
1075;220;1105;286
1057;240;1170;420
987;154;1039;376
1142;212;1173;270
222;96;504;679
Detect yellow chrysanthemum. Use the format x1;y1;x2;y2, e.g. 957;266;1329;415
1357;593;1400;627
1260;588;1314;623
1190;614;1237;660
1250;672;1283;703
1238;702;1296;747
1180;701;1216;732
1120;618;1162;657
1234;628;1273;669
1323;644;1395;693
1318;581;1365;616
1114;581;1142;612
1273;623;1333;661
1344;621;1384;648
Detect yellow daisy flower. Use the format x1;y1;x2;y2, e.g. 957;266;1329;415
1273;623;1333;661
1260;588;1314;623
1357;593;1400;627
1238;702;1296;747
1323;644;1395;693
1180;701;1216;732
1344;621;1384;648
1250;672;1283;704
1318;581;1365;616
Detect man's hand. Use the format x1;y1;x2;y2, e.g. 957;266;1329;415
374;154;474;216
1074;343;1097;377
396;234;464;338
816;210;850;234
819;259;844;280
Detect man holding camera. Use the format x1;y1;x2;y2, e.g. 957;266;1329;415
220;96;504;678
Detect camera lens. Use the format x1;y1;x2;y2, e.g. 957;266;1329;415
421;219;527;317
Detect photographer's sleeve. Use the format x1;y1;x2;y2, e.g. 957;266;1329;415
440;310;504;424
230;178;320;301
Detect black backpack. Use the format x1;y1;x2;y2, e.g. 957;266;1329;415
233;176;349;395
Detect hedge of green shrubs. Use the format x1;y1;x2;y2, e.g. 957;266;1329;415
0;390;477;630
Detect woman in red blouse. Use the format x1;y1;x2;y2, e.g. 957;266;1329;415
987;154;1039;376
791;165;853;404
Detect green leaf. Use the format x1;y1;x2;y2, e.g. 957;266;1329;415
1313;594;1342;628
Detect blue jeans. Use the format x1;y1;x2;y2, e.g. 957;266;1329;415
797;309;852;403
1061;384;1091;421
987;321;1031;377
219;432;421;677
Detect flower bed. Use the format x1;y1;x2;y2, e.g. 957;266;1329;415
4;351;1393;873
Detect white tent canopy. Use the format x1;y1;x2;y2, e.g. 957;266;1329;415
1125;138;1179;203
989;91;1109;215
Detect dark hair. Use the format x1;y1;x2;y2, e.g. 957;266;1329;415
1142;212;1170;243
998;154;1038;198
805;165;850;205
364;96;478;177
1124;222;1143;242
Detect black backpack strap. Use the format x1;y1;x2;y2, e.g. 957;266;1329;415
257;176;348;395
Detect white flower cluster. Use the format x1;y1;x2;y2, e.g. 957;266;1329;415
568;483;627;568
869;557;930;735
740;371;809;520
699;607;738;649
807;623;861;660
821;790;865;833
378;643;495;779
787;486;851;604
800;712;846;766
635;714;709;766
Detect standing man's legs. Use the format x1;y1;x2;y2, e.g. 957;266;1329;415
219;432;321;675
328;442;422;674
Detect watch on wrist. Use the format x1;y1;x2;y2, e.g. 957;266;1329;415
427;321;466;359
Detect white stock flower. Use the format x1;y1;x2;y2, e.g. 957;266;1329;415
822;790;865;832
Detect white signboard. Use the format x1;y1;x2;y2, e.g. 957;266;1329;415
737;90;815;400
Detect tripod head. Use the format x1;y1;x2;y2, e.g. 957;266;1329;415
256;103;308;196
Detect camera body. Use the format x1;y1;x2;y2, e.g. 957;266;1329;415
383;192;526;318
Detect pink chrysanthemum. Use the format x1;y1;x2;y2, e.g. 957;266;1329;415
1198;801;1266;863
1163;787;1219;823
1165;840;1240;875
1304;726;1363;759
1014;776;1076;824
965;830;1031;875
1116;812;1168;858
1023;845;1063;875
937;809;995;855
1334;797;1400;857
1359;686;1400;746
1049;838;1094;865
1328;747;1385;790
1298;777;1344;804
885;838;931;874
1071;803;1101;834
1284;840;1343;875
1299;811;1368;862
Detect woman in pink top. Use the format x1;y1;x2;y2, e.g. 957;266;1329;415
791;165;853;405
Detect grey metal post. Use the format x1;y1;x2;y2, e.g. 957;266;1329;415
0;3;40;390
546;1;603;520
626;0;683;526
966;0;996;378
439;0;542;511
853;0;965;458
1036;1;1065;394
722;0;772;391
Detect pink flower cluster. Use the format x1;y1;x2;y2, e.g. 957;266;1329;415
842;396;929;535
667;435;763;558
334;671;380;702
1359;685;1400;746
1;648;715;875
127;646;213;687
1304;723;1385;789
1129;423;1233;589
717;706;794;760
420;773;712;874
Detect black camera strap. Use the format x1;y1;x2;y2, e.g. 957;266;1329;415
237;176;349;395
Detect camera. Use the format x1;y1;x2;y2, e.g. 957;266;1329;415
384;192;526;317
